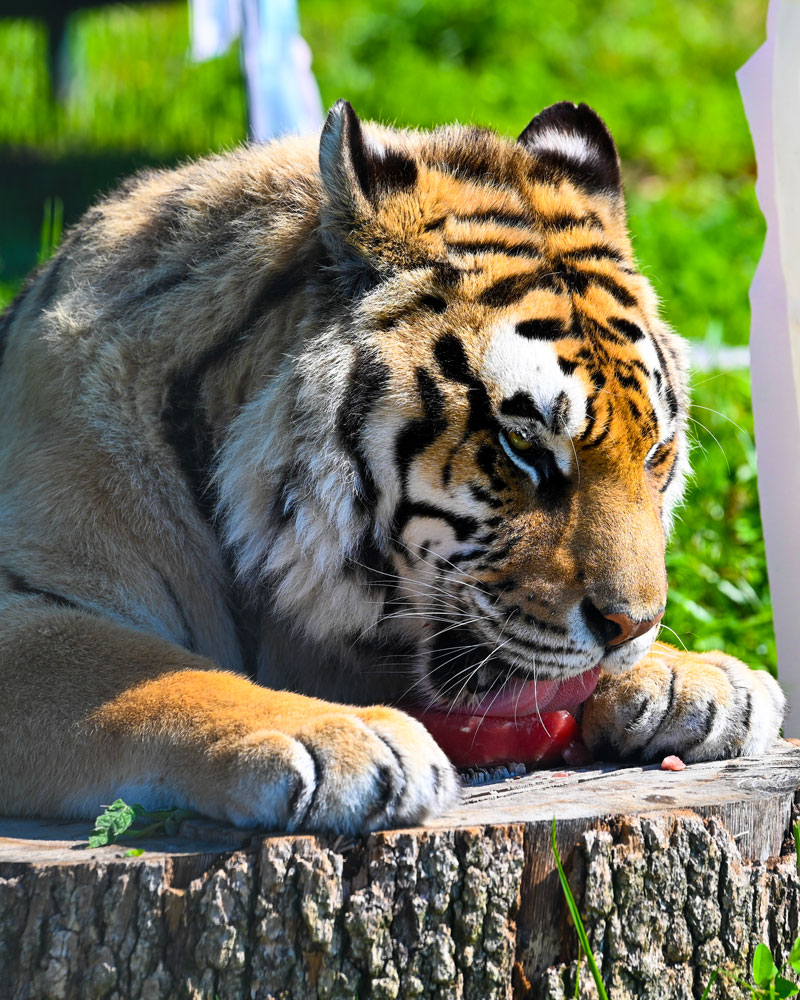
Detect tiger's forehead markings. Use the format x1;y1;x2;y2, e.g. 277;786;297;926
483;322;587;439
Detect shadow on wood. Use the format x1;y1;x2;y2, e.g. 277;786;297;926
1;742;799;999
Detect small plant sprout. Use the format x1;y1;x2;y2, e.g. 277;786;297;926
551;817;610;1000
87;798;200;849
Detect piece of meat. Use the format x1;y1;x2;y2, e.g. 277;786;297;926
661;755;686;771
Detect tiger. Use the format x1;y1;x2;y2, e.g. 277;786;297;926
0;100;785;835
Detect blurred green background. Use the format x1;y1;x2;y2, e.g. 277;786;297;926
0;0;775;672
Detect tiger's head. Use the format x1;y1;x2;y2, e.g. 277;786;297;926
220;101;689;711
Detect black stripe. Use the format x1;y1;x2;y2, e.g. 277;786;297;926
647;435;675;469
479;543;514;564
608;317;645;341
562;244;624;264
739;689;753;746
477;272;540;308
578;394;596;442
434;333;474;384
578;270;637;307
528;150;619;197
496;630;579;656
419;294;448;314
338;101;418;200
3;567;86;613
582;422;610;450
433;335;495;436
475;444;508;493
649;334;679;417
392;500;479;544
539;211;603;231
445;548;487;564
616;372;642;391
446;239;540;260
451;210;536;231
499;391;546;423
515;318;566;340
394;367;448;488
125;269;191;305
682;700;718;755
161;259;311;680
659;453;680;493
558;357;578;376
339;350;391;505
468;483;503;509
161;261;306;522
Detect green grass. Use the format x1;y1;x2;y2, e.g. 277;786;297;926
0;0;766;345
668;368;775;674
0;0;776;672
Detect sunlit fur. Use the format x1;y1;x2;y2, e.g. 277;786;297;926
0;101;784;830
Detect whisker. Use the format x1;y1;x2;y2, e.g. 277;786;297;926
656;623;689;652
687;415;730;473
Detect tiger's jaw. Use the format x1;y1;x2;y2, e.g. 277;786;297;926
410;629;602;716
400;604;662;716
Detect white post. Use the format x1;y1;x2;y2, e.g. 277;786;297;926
738;0;800;736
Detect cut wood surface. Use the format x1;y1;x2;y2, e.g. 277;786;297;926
2;741;799;999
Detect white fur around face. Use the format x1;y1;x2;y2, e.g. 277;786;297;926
482;322;586;480
484;324;587;436
635;335;671;433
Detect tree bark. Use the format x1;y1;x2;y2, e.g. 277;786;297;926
2;742;799;1000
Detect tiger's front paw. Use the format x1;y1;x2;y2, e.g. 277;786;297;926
581;644;785;764
220;704;460;834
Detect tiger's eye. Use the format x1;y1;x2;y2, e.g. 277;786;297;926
507;429;533;452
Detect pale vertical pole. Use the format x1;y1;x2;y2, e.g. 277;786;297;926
738;0;800;735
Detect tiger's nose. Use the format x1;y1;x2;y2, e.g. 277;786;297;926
581;600;664;648
603;610;664;646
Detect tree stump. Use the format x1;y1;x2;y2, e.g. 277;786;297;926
2;741;799;1000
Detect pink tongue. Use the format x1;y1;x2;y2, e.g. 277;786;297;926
450;667;601;718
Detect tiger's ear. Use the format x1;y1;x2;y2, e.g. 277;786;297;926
319;100;418;218
517;102;622;198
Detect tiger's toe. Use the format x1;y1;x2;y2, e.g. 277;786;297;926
289;707;460;834
581;647;785;764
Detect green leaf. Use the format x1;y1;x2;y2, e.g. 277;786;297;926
773;976;799;998
753;943;779;987
789;934;800;975
125;848;145;857
85;800;200;848
87;799;137;847
551;818;610;1000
